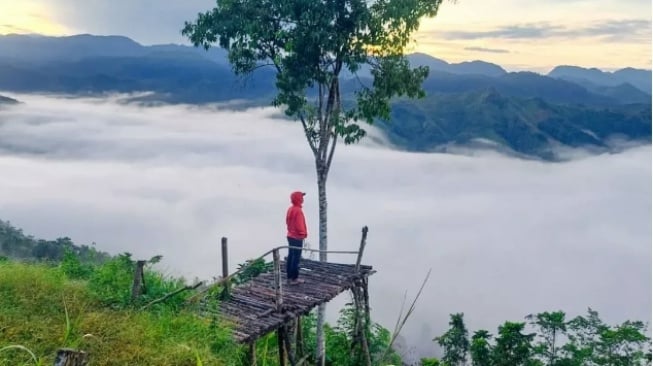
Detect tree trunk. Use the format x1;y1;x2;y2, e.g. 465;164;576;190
315;171;328;366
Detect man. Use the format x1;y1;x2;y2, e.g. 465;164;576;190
286;191;307;284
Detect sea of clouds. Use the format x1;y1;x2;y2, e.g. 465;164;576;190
0;92;650;359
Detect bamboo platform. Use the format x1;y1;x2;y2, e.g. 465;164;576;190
216;258;374;344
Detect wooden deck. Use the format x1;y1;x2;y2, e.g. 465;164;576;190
211;258;374;344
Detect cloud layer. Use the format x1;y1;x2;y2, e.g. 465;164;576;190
0;93;650;358
435;19;651;43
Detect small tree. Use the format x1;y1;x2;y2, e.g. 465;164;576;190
492;321;536;366
182;0;446;363
435;313;470;366
470;330;493;366
526;311;567;366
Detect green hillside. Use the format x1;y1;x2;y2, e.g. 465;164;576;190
381;89;651;160
0;221;403;365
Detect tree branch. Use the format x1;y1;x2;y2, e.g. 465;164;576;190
140;281;203;310
325;133;337;176
300;113;318;156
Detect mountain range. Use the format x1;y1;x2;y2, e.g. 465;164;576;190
0;34;650;160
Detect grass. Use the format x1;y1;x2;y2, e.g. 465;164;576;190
0;261;242;366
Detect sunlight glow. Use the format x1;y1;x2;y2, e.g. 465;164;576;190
0;1;69;35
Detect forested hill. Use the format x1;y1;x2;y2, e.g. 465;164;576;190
0;94;18;104
0;219;111;263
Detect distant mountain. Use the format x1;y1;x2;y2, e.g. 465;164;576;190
0;94;18;104
382;89;651;160
343;53;507;79
0;33;229;65
548;65;652;94
0;34;650;160
408;53;507;77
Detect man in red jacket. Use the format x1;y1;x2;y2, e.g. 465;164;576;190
286;191;307;284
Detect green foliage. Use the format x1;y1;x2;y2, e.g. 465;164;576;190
381;91;651;160
0;219;111;264
492;321;536;366
182;0;444;183
526;311;566;365
421;357;442;366
435;312;469;366
434;310;650;366
87;252;190;311
59;248;94;280
0;260;241;365
233;257;273;285
284;306;401;366
470;330;493;366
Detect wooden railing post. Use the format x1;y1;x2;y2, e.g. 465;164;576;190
131;260;146;301
273;248;287;366
248;342;257;366
272;249;283;311
221;237;230;299
355;226;369;272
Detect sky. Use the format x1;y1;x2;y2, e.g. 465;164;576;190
0;0;650;72
0;93;650;360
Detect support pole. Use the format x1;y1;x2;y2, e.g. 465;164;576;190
355;226;369;272
221;237;229;299
248;342;257;366
131;260;146;301
352;284;372;366
273;249;283;311
274;248;287;365
296;316;304;360
283;324;297;366
277;327;287;366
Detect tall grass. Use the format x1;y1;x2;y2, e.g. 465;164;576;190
0;260;241;365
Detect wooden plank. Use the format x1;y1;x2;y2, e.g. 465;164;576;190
202;256;375;344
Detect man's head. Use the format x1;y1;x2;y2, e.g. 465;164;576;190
290;191;305;206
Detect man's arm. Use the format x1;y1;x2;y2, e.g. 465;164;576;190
295;209;307;238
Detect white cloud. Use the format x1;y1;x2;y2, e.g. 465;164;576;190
0;93;650;358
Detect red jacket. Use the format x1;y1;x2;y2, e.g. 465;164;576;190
286;191;307;239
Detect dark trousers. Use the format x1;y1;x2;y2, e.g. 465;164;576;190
286;237;303;280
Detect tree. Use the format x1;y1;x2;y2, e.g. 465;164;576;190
526;311;567;366
561;308;650;366
492;321;536;366
470;330;493;366
181;0;445;363
435;313;470;366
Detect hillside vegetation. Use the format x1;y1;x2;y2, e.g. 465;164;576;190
381;90;651;160
0;221;403;365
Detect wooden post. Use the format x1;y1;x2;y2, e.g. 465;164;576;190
351;285;372;366
355;226;369;272
283;324;297;366
277;327;287;366
296;316;304;360
273;249;287;366
248;342;257;366
221;237;230;299
131;260;146;301
273;249;283;311
54;349;88;366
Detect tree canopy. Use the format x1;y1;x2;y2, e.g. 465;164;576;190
182;0;443;177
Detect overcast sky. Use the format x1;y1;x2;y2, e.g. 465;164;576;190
0;93;650;359
0;0;650;71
